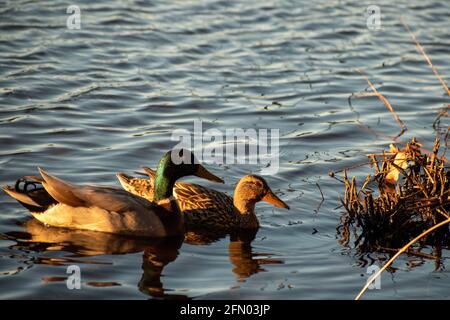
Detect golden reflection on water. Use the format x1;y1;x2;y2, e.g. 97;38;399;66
4;219;284;298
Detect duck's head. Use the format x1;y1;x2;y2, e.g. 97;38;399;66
160;149;224;182
154;149;224;201
234;175;289;213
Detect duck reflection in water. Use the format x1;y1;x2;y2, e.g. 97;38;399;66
185;228;283;283
4;219;283;298
5;219;186;299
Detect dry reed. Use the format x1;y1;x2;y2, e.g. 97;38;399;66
401;17;450;95
338;137;450;252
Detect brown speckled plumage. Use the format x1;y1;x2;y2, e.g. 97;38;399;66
118;168;289;230
117;174;155;200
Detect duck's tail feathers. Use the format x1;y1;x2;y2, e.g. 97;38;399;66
38;167;86;207
2;176;57;213
142;167;156;184
116;172;133;190
133;170;148;178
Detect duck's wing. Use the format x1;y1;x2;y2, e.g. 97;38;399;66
2;176;57;213
36;168;173;236
38;167;154;214
174;182;233;211
173;182;237;230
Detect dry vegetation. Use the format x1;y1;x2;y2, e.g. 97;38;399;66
333;17;450;299
338;137;450;252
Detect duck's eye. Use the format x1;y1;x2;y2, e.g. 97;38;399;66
248;181;263;191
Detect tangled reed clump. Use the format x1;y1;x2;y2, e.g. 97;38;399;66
338;137;450;252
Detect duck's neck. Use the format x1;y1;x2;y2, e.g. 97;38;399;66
233;194;256;215
234;199;259;230
232;183;260;228
153;166;177;202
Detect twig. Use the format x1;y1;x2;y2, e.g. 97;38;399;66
366;153;397;157
377;246;439;260
314;182;325;213
356;68;407;138
332;156;406;175
352;92;378;98
355;217;450;300
433;105;450;132
418;145;450;165
348;92;399;142
401;17;450;95
376;136;450;165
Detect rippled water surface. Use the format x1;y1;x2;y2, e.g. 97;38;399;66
0;0;449;299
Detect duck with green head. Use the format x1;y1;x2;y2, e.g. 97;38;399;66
117;169;289;231
2;149;223;237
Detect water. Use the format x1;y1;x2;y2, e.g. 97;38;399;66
0;0;449;299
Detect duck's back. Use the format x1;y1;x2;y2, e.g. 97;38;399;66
174;182;238;229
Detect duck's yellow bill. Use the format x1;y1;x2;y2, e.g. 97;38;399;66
195;165;224;183
262;191;290;209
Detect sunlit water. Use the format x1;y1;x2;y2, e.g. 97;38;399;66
0;0;449;299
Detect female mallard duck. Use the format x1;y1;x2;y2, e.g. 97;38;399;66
117;168;289;230
2;149;223;237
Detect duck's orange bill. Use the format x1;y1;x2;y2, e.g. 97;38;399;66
195;165;224;183
262;191;290;209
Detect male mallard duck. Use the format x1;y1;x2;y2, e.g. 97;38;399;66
2;149;223;237
117;168;289;230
